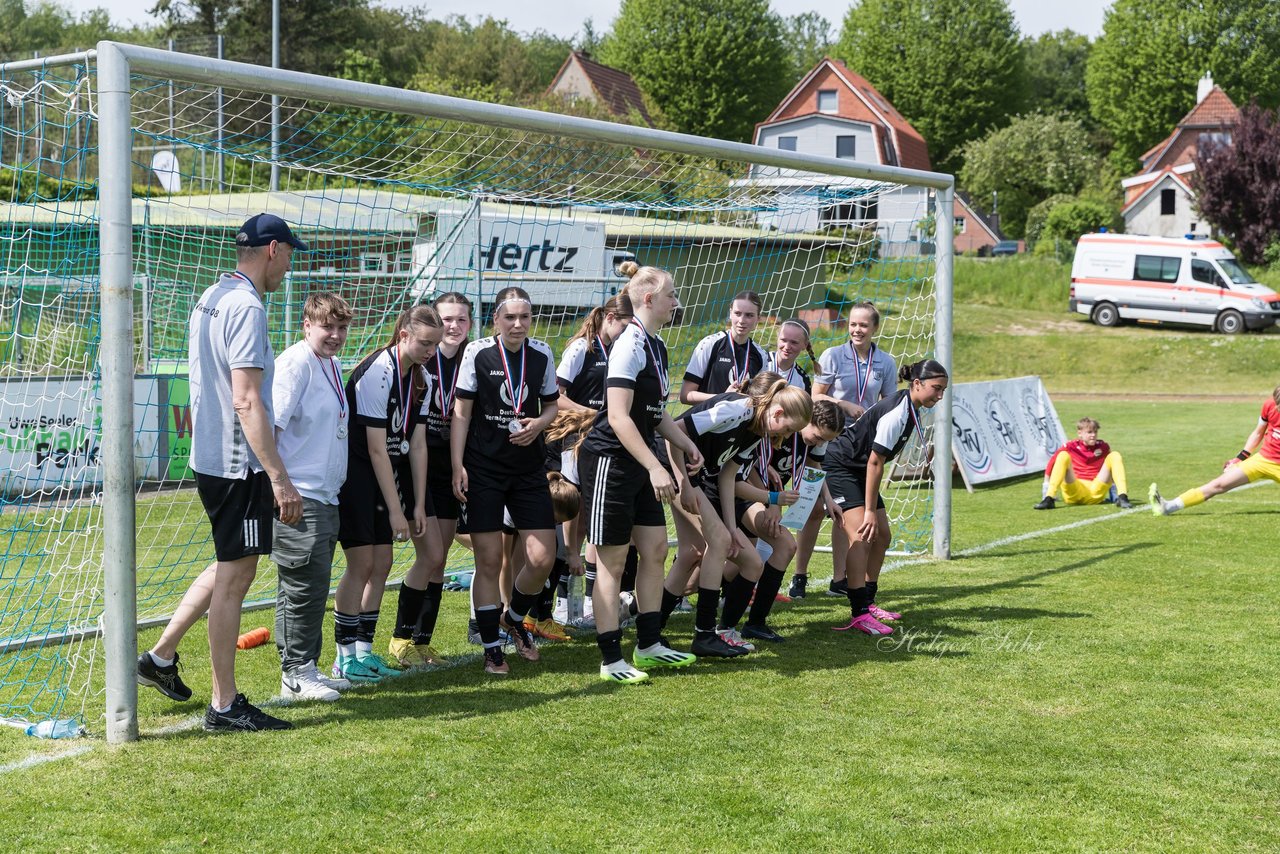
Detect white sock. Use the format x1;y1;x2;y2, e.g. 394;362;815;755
355;640;372;657
337;643;356;661
148;651;174;668
1166;498;1185;514
1041;477;1051;498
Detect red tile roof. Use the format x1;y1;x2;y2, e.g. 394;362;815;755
757;58;931;172
547;52;655;127
1139;86;1239;172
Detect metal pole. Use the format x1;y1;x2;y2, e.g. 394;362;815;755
96;40;139;744
216;35;224;190
270;0;280;191
469;192;483;333
932;184;955;560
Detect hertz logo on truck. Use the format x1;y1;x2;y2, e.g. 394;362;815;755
475;237;579;273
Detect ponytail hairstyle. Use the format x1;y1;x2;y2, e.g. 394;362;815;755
546;408;597;447
569;293;634;353
729;290;763;319
491;286;533;325
898;359;948;385
810;398;845;435
780;317;817;371
619;261;672;302
387;304;443;403
745;370;813;447
547;471;582;523
848;301;881;331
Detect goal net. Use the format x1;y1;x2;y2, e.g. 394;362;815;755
0;45;950;734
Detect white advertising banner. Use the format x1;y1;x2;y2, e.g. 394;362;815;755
950;376;1067;489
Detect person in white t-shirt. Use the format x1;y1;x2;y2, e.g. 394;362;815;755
272;293;354;703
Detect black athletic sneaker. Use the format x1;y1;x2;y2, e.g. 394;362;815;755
1115;493;1133;510
136;652;193;702
742;623;785;643
1033;496;1056;510
825;579;848;597
691;630;747;658
788;574;807;599
203;694;292;732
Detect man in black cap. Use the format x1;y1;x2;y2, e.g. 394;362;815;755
137;213;309;732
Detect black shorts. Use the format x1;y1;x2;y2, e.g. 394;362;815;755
824;466;886;512
427;444;460;521
195;470;274;562
698;474;752;529
581;449;666;547
338;460;434;548
464;467;554;534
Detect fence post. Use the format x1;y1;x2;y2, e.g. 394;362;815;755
932;183;955;560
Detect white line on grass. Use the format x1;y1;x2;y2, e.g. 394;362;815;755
0;744;91;775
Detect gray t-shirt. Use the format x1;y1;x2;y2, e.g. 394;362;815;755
189;272;274;479
816;342;897;408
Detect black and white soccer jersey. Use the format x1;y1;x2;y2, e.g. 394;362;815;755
677;392;762;479
423;348;461;450
683;331;768;394
755;430;829;487
764;352;812;394
824;388;922;472
346;347;433;465
557;336;610;409
581;320;669;458
455;336;559;475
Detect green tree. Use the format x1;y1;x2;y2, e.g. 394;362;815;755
836;0;1024;175
959;112;1100;238
1086;0;1280;170
414;16;570;102
599;0;790;142
1022;30;1091;125
1193;103;1280;264
781;11;832;81
1042;198;1121;245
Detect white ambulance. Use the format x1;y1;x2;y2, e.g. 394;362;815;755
1069;233;1280;333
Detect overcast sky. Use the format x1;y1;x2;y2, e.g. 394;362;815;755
84;0;1111;41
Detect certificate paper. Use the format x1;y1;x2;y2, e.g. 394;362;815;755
781;466;826;529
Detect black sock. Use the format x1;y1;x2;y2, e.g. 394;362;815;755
357;610;379;645
412;582;444;645
334;610;359;647
636;611;662;649
476;606;501;647
748;564;785;626
557;575;570;598
597;629;624;665
866;580;879;605
583;562;596;598
621;545;639;593
695;586;720;634
507;586;539;624
844;585;871;617
394;583;426;640
660;588;682;624
718;574;756;630
539;561;566;621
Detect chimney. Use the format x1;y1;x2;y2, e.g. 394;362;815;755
1196;72;1214;104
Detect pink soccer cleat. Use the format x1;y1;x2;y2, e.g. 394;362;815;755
868;604;901;622
832;613;894;635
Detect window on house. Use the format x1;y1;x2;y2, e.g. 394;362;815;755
360;253;386;273
820;198;879;226
954;216;966;234
836;136;856;159
1134;254;1180;283
1160;188;1176;216
817;90;837;113
777;136;797;151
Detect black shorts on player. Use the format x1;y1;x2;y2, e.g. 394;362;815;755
698;474;752;529
195;470;274;561
464;469;556;534
427;447;460;521
581;447;666;547
338;460;431;547
824;467;887;512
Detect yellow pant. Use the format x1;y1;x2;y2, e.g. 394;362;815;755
1047;450;1127;505
1237;453;1280;484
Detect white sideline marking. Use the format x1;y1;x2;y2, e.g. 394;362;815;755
0;744;91;775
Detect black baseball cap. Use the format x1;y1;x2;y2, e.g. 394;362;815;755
236;213;309;251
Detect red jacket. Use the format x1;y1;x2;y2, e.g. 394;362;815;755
1046;439;1110;481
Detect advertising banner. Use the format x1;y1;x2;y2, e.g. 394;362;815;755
950;376;1067;489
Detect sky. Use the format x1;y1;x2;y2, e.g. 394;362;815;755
81;0;1111;41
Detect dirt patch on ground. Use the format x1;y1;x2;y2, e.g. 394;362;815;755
1001;320;1083;335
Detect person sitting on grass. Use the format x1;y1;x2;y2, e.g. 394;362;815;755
1034;417;1132;511
1150;385;1280;516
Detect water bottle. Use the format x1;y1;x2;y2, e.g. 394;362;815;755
566;572;584;622
25;719;83;740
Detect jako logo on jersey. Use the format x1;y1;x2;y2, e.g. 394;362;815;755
390;405;405;435
951;396;991;474
984;393;1026;466
475;238;577;273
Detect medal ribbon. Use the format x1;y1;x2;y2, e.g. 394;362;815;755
496;337;526;418
770;350;796;388
630;318;668;399
850;341;876;406
435;350;458;416
730;337;749;385
316;353;346;420
907;399;928;450
389;346;412;446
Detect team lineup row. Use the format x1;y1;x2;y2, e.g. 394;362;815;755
134;214;948;732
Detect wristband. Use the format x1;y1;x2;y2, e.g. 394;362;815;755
1237;450;1252;461
768;491;779;506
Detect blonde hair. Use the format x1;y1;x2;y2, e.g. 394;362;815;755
546;408;597;455
745;371;812;447
618;261;672;300
1076;417;1100;432
547;471;581;522
385;304;441;402
303;292;352;325
569;293;633;348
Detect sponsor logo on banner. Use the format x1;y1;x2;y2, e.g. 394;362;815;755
1019;387;1062;455
951;395;991;475
984;392;1026;466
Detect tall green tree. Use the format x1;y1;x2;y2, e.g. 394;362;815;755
1086;0;1280;170
836;0;1023;175
1022;30;1091;125
781;11;832;81
599;0;790;142
959;112;1101;239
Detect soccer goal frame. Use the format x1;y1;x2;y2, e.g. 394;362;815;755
9;41;953;744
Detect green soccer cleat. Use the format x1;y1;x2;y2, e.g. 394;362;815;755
356;652;404;678
1148;483;1166;516
633;642;697;669
600;660;649;684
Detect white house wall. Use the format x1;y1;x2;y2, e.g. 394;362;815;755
753;116;880;180
1124;177;1204;238
757;186;931;255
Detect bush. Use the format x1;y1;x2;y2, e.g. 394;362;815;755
1023;193;1074;244
1043;198;1123;245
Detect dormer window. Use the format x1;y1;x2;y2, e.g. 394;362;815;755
817;89;837;113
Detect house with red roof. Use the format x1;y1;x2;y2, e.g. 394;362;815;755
545;51;656;127
1122;73;1238;237
744;58;932;252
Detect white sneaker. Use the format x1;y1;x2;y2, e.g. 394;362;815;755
552;597;568;624
281;667;340;702
716;627;756;653
311;661;351;691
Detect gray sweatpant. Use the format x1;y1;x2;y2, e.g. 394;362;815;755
271;498;339;673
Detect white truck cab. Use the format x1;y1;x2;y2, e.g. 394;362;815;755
1069;233;1280;333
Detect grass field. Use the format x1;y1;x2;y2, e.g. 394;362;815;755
3;397;1279;851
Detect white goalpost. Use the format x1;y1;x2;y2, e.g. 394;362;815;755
0;41;953;744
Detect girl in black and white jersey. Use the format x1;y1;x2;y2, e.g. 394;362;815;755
766;317;818;394
680;290;769;404
333;305;445;683
666;372;812;657
452;286;561;676
823;359;948;636
579;263;705;683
